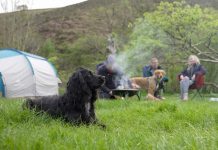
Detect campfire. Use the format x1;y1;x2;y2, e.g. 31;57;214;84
112;76;141;100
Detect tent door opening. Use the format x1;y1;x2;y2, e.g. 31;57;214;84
0;72;5;97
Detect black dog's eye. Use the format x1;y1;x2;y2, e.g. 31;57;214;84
88;72;93;77
87;73;92;78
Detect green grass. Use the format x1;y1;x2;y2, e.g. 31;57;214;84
0;95;218;150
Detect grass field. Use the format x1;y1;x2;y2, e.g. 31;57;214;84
0;95;218;150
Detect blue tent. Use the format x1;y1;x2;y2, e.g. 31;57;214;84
0;48;61;98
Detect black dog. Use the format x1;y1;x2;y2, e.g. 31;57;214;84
154;77;168;99
24;68;105;128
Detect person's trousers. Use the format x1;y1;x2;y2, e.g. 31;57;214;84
180;78;194;95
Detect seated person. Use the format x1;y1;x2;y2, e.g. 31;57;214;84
178;55;206;101
96;55;132;99
143;57;168;99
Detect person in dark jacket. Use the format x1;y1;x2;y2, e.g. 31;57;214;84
179;55;206;100
143;58;162;77
96;55;131;99
142;57;168;99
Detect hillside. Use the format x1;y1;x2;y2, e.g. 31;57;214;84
2;0;217;51
0;0;163;76
0;0;218;89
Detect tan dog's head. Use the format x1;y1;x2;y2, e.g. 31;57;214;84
154;69;166;79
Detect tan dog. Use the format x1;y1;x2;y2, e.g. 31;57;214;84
130;70;166;100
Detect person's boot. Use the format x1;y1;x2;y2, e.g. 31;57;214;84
183;93;188;101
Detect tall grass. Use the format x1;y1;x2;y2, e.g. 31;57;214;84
0;96;218;150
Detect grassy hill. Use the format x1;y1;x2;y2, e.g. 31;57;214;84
0;0;218;86
1;0;217;51
1;0;217;47
0;96;218;149
0;0;165;81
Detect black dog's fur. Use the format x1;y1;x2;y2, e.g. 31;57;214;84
24;68;105;128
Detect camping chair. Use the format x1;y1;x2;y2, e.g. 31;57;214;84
189;73;205;99
178;73;205;100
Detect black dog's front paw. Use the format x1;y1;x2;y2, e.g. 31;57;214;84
97;122;106;129
94;120;106;129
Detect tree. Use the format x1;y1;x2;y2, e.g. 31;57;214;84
116;17;168;77
144;1;218;63
0;0;37;51
143;1;218;91
120;1;218;91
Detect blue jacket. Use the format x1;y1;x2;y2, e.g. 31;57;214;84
143;65;162;77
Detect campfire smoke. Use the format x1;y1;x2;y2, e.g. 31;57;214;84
106;36;132;89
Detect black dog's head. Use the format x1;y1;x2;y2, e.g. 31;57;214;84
66;68;105;96
77;68;105;89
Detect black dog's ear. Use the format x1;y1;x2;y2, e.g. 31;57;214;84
66;70;91;98
76;67;85;72
78;72;85;85
66;71;84;92
78;72;91;95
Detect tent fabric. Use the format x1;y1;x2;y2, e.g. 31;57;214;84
0;55;34;97
0;50;20;59
27;56;58;96
0;48;60;98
